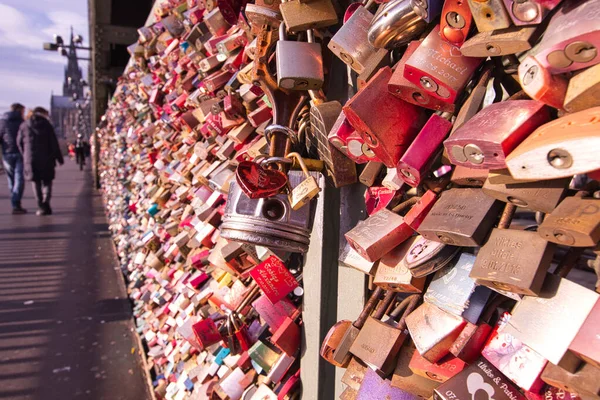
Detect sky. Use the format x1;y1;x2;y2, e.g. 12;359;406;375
0;0;88;114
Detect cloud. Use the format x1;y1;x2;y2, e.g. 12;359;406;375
0;3;46;49
0;68;64;112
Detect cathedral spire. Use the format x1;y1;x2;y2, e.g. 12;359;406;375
62;26;84;99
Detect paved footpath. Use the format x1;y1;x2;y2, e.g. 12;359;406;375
0;160;151;400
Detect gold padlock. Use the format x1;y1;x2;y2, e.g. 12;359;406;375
286;152;321;210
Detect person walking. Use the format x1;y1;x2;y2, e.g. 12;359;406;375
0;103;27;214
17;107;64;216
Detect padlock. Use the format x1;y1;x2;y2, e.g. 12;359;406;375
341;357;368;392
270;309;301;356
350;295;420;375
467;0;512;32
360;162;385;187
391;340;441;397
403;190;441;231
434;358;527;400
344;66;426;168
450;166;489;187
403;26;483;105
335;290;399;367
368;0;427;49
449;297;502;364
374;236;427;293
404;235;459;279
503;0;547;25
439;0;473;47
285;152;321;210
365;186;401;216
534;0;600;74
328;287;387;366
569;298;600;369
309;97;358;188
408;351;467;383
444;100;551;170
503;274;600;366
470;228;555;296
518;56;568;110
397;112;453;187
320;319;353;367
481;176;570;214
279;0;338;32
204;7;232;36
345;208;414;262
328;6;379;74
220;171;316;253
248;340;280;373
541;362;600;399
564;63;600;113
276;27;324;91
389;41;456;113
539;196;600;247
460;25;544;57
417;188;503;247
482;312;547;393
505;107;600;181
405;301;467;363
340;241;378;276
425;252;493;323
328;109;380;165
357;49;391;89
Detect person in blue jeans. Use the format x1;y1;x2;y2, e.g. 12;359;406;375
0;103;27;214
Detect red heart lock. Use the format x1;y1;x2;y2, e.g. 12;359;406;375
235;161;288;199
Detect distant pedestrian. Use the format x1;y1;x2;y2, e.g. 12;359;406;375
0;103;27;214
17;107;64;216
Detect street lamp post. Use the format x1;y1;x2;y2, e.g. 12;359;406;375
43;28;99;188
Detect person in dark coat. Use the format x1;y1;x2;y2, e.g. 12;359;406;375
17;107;64;216
0;103;27;214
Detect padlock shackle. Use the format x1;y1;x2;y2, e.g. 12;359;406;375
373;290;397;320
354;287;384;328
554;247;586;278
394;294;420;329
286;152;311;176
498;203;516;230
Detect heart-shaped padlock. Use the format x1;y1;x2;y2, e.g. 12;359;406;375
235;161;288;199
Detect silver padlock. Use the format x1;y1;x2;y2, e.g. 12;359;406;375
276;24;324;90
220;170;318;253
368;0;427;49
328;5;379;74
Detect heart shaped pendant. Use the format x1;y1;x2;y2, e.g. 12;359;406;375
236;161;288;199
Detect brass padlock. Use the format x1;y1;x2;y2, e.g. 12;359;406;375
460;25;543;58
332;288;393;365
279;0;338;32
505;107;600;181
467;0;512;32
542;362;600;399
538;196;600;247
481;176;570;214
285;152;320;210
374;236;427;293
450;166;488;187
276;26;324;91
470;228;555;296
328;6;378;74
564;63;600;113
417;188;503;247
349;295;420;375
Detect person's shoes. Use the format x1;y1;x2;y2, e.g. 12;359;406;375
36;205;51;216
12;207;27;215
